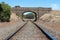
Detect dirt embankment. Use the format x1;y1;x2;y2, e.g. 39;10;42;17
0;13;19;27
39;10;60;32
40;10;60;25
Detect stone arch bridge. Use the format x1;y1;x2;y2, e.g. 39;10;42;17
11;6;52;21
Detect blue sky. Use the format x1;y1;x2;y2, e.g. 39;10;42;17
0;0;60;10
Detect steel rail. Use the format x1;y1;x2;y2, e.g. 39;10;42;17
5;22;28;40
31;21;56;40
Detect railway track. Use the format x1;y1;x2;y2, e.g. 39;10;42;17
5;21;55;40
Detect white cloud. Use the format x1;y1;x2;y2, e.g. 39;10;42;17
50;4;60;10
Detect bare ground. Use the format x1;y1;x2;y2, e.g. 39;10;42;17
36;20;60;40
0;18;26;40
0;13;25;40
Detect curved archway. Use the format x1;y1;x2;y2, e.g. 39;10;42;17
22;11;37;22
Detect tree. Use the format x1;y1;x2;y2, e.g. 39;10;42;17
23;12;35;19
0;4;3;12
0;2;11;22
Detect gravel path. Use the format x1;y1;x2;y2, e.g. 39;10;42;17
10;21;49;40
0;18;25;40
35;21;60;40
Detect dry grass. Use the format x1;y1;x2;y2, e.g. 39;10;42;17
39;10;60;38
10;13;18;21
40;10;60;25
0;13;19;27
39;10;60;33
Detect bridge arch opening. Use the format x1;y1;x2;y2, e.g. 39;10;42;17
22;11;37;22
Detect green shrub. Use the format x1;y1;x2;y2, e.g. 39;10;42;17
0;2;11;22
23;12;35;19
